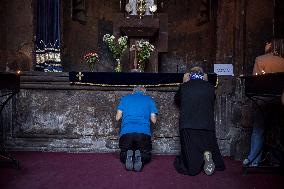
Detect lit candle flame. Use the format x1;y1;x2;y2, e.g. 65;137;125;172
261;70;265;74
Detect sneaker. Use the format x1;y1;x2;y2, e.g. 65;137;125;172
125;150;134;171
203;151;215;175
242;159;259;167
242;158;250;167
134;150;143;172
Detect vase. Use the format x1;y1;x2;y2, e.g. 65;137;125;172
115;58;122;72
89;63;95;72
86;62;96;72
137;61;145;72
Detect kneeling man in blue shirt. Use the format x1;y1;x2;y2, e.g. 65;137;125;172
116;85;158;172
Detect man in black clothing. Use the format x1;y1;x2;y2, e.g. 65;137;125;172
173;67;225;176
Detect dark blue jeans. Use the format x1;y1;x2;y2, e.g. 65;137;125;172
247;108;265;164
247;98;271;165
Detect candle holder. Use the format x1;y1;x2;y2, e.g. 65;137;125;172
137;0;146;19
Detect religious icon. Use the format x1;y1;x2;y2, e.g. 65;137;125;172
136;0;147;18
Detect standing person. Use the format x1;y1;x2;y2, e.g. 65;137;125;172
116;85;158;172
252;40;284;75
243;39;284;167
173;67;225;176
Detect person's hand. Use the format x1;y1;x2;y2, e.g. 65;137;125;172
183;73;190;83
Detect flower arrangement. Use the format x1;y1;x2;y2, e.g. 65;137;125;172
83;51;99;71
136;39;155;71
103;34;128;72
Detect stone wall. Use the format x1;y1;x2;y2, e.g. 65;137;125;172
0;0;7;71
8;88;181;154
0;0;34;72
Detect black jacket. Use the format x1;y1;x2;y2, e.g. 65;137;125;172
175;79;215;131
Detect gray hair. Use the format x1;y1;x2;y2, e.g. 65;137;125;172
133;85;146;94
189;66;204;74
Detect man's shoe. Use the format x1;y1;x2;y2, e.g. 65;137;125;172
242;158;250;167
242;159;259;167
134;150;143;172
125;150;134;171
203;151;215;175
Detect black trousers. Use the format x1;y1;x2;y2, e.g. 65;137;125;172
119;133;152;165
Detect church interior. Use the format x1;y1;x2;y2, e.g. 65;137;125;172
0;0;284;188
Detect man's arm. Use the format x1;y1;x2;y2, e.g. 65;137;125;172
116;110;122;121
149;97;158;124
174;73;189;106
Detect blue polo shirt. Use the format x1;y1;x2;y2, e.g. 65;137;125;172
118;92;158;137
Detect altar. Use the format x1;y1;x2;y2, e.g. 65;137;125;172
1;71;219;155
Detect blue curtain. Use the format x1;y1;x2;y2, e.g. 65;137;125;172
35;0;63;72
